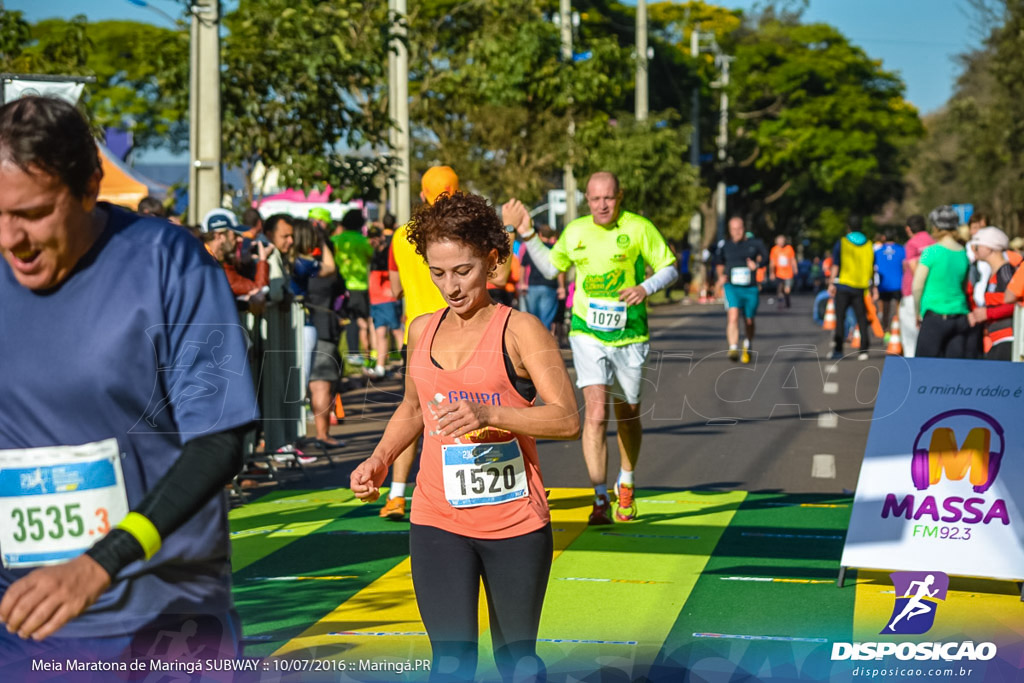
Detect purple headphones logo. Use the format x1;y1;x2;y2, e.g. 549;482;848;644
911;409;1005;494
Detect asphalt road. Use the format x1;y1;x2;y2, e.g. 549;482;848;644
248;292;880;499
535;292;877;494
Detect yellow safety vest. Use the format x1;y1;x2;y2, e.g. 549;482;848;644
838;237;874;289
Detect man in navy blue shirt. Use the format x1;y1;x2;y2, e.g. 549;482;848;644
0;96;258;672
873;231;905;339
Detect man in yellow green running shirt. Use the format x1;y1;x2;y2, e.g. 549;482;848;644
508;171;677;525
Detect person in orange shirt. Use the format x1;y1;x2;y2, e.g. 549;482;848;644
351;192;579;681
770;234;796;309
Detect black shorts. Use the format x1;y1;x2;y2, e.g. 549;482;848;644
310;339;341;382
878;290;901;302
345;290;370;319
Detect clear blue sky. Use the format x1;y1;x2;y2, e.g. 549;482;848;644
10;0;976;115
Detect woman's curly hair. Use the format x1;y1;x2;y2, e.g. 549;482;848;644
406;192;510;266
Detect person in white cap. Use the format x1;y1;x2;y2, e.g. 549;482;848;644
200;208;274;309
967;226;1020;360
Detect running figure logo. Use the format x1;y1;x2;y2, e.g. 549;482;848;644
882;571;949;635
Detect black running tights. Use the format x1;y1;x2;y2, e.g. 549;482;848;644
410;522;553;682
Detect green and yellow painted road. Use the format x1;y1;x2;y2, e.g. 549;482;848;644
230;489;1022;682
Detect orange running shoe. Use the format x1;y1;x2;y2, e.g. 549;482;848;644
614;482;637;522
379;496;406;520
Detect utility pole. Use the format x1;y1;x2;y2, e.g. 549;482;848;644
385;0;397;216
560;0;577;224
390;0;411;225
187;0;222;225
635;0;648;121
715;54;732;243
689;26;700;169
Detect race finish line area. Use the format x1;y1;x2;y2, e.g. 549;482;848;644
229;488;1023;682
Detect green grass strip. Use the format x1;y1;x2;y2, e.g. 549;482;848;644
232;490;410;657
650;492;855;682
477;489;746;681
229;489;358;571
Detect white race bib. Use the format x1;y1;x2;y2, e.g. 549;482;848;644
0;439;129;568
730;267;752;286
442;439;528;508
777;256;789;267
586;299;627;332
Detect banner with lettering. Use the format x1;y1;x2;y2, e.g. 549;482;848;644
841;358;1024;580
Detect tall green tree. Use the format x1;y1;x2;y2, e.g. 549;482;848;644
222;0;395;202
578;114;703;241
904;0;1024;235
409;0;629;205
727;18;923;248
0;12;189;152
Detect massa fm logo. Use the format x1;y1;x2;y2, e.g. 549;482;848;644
881;409;1010;526
882;571;948;635
911;409;1004;494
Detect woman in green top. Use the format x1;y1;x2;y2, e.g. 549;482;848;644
911;222;980;358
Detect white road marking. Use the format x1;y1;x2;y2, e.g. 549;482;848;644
823;381;839;394
811;454;837;479
817;412;838;428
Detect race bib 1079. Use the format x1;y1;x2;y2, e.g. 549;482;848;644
586;299;627;332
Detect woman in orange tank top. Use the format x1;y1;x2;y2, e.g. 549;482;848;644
351;192;580;682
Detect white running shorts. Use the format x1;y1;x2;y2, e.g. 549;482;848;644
569;334;650;405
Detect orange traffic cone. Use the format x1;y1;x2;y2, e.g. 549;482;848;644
865;292;885;338
850;326;862;349
887;316;903;355
823;298;837;331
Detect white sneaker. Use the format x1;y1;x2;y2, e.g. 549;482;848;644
857;352;869;361
373;365;386;378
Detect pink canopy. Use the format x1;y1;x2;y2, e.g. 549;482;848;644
259;185;334;204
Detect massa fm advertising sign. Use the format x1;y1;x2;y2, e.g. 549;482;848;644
841;358;1023;581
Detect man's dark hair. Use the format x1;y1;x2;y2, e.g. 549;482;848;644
0;96;102;198
340;208;365;232
906;214;926;234
241;207;262;227
138;196;165;217
264;213;294;237
968;211;989;227
382;212;396;231
846;214;862;232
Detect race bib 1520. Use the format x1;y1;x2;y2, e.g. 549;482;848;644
442;439;528;508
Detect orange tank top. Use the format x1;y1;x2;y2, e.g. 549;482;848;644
408;304;550;539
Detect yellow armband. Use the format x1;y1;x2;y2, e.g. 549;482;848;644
116;512;162;560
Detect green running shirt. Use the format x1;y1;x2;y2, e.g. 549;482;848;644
550;210;675;346
330;231;373;291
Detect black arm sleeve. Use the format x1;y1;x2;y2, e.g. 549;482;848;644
85;425;248;578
